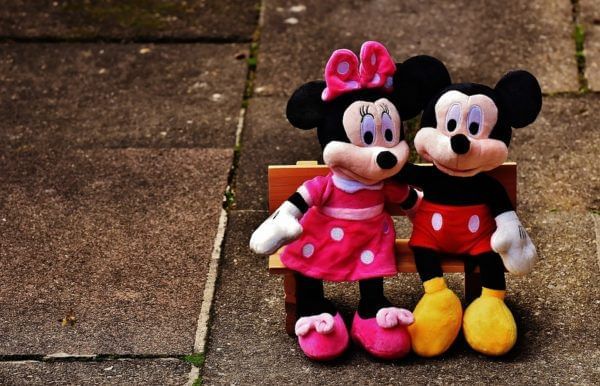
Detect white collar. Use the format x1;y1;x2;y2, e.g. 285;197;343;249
331;173;383;193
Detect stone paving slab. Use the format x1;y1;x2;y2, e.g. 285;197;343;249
581;0;600;90
511;95;600;213
202;209;600;385
0;148;232;356
254;0;578;97
0;43;247;151
0;359;190;385
0;1;258;41
234;97;322;210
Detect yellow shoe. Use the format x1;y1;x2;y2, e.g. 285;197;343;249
407;277;463;357
463;288;517;356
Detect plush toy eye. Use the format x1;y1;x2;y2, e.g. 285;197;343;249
360;109;376;146
445;103;461;132
467;105;482;136
381;112;395;143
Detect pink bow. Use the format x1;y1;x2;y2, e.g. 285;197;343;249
294;313;335;336
321;41;396;101
376;307;414;328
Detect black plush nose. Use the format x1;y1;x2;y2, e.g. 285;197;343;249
450;134;470;155
376;151;397;169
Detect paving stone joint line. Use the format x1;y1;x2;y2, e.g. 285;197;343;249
592;213;600;271
190;2;266;384
192;208;229;354
227;11;263;212
570;0;590;92
0;35;253;44
251;90;600;101
0;353;188;363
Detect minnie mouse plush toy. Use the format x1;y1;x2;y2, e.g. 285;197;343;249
250;41;450;360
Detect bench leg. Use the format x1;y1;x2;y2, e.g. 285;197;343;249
283;272;297;335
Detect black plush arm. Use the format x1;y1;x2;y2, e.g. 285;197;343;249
484;175;515;217
394;163;431;187
399;187;420;210
286;191;309;214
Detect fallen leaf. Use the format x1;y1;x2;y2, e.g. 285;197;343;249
60;310;77;327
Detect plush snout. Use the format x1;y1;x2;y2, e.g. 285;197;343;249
414;127;509;177
323;141;409;184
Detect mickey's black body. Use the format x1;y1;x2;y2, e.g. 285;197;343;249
397;164;513;290
400;165;513;215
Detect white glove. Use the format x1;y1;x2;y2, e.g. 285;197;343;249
491;211;537;276
249;201;303;255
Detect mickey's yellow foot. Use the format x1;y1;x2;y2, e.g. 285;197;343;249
407;277;462;357
463;288;517;356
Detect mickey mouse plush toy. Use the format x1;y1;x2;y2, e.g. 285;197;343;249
250;41;449;360
396;70;542;357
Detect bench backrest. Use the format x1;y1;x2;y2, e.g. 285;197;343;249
268;161;517;214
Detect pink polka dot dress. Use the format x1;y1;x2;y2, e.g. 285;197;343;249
280;173;409;282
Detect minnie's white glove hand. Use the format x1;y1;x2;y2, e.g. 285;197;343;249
249;201;303;255
491;211;537;276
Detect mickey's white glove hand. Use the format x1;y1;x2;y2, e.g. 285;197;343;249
491;211;537;276
249;201;303;255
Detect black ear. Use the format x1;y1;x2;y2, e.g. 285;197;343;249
494;70;542;128
286;81;326;129
391;55;451;119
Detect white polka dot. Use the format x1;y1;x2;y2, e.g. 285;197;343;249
371;73;381;84
337;61;349;75
346;80;360;89
302;243;314;258
431;213;443;231
371;53;377;65
468;215;480;233
360;250;374;264
330;227;344;241
383;221;390;234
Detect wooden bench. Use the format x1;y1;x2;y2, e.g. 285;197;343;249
267;161;516;335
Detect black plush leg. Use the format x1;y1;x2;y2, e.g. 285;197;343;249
411;247;444;283
358;277;392;318
476;251;506;291
295;272;337;318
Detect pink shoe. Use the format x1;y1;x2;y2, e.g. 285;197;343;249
351;307;414;360
295;313;349;361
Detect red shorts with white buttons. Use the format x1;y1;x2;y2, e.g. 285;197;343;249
409;199;496;256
